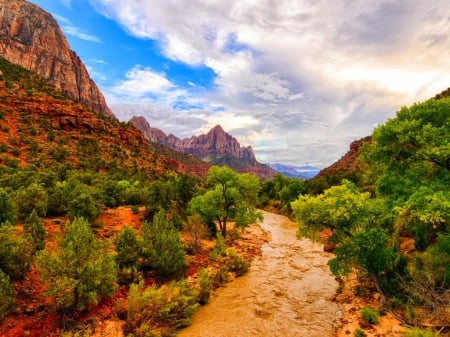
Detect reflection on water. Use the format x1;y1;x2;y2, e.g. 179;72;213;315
178;211;341;337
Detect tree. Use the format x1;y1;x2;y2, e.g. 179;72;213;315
116;225;140;268
0;269;14;318
292;180;397;300
140;210;187;282
0;187;16;225
362;97;450;249
37;218;117;312
0;223;34;280
189;166;262;237
67;186;99;221
14;182;48;221
23;209;46;251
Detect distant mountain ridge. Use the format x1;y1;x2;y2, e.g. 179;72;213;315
266;163;320;179
0;0;114;118
130;116;276;179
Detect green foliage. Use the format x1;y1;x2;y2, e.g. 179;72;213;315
124;280;199;337
0;269;15;318
354;328;366;337
197;268;212;305
0;187;16;225
14;182;48;220
226;248;249;277
209;232;227;260
0;223;34;279
23;209;46;251
67;185;99;221
360;306;379;324
116;225;140;269
37;218;117;312
141;210;187;282
189;166;262;237
405;328;441;337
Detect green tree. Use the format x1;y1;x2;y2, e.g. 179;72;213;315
0;269;14;318
292;180;396;300
14;182;48;220
116;225;140;268
37;218;117;312
23;209;46;251
67;185;99;221
0;223;34;279
0;187;16;225
141;210;187;282
189;166;262;237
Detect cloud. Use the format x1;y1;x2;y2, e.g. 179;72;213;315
53;14;101;43
93;0;450;167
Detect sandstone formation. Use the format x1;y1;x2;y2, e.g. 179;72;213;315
0;0;115;118
130;116;276;179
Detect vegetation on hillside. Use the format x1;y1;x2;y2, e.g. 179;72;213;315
0;56;263;336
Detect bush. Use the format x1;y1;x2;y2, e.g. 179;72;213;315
405;328;441;337
197;269;212;305
14;183;48;221
226;248;249;277
0;269;14;318
116;225;140;269
0;223;34;279
140;210;187;282
360;306;379;325
124;280;199;337
37;218;117;312
0;188;16;225
354;328;366;337
23;209;46;251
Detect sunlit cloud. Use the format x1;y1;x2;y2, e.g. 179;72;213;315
92;0;450;167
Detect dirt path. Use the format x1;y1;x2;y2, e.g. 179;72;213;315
178;211;341;337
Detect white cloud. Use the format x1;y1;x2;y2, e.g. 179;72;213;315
54;14;101;43
94;0;450;167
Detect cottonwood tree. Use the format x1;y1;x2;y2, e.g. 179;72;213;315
37;218;117;312
189;166;262;237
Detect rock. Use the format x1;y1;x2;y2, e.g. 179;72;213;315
0;0;115;118
130;117;277;179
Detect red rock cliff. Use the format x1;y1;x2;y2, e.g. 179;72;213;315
0;0;115;118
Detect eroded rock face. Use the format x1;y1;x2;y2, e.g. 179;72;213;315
130;116;276;179
0;0;115;118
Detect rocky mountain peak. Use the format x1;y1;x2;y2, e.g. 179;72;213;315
0;0;115;118
130;116;275;179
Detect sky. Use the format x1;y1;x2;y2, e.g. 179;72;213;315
28;0;450;168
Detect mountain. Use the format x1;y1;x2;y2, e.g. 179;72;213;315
0;0;114;118
130;116;276;179
266;163;320;179
0;56;209;176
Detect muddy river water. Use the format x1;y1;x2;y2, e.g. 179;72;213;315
178;211;341;337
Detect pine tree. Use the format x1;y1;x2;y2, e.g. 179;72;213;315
37;218;117;312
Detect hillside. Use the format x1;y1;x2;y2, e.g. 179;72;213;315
0;56;209;176
131;116;276;179
0;0;114;117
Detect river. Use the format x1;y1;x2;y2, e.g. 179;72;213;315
178;211;341;337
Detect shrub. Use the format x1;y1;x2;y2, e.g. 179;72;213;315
23;209;46;251
0;269;14;318
0;223;34;279
0;187;16;225
405;328;441;337
124;280;199;337
37;218;117;312
360;306;379;325
197;268;212;305
226;248;249;277
140;210;187;282
14;183;48;221
354;328;366;337
210;233;227;260
116;225;140;269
